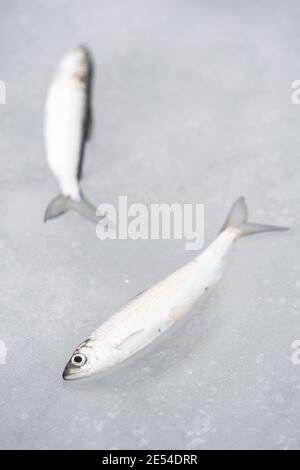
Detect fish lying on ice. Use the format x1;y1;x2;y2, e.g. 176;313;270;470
44;46;104;222
62;197;288;380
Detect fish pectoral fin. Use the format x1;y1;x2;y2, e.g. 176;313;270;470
115;329;144;351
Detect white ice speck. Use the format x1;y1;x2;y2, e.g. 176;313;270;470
0;341;7;365
124;279;130;284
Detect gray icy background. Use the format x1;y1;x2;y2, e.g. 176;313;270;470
0;0;299;450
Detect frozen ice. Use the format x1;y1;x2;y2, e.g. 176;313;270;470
0;0;300;450
0;340;6;365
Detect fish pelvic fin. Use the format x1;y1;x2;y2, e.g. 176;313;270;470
44;192;107;223
220;197;289;238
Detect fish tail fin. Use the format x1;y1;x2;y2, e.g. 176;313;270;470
44;194;71;221
44;192;106;223
220;197;289;237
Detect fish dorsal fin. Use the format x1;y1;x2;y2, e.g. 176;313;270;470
125;289;147;309
131;289;146;301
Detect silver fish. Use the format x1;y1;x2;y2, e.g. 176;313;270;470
63;197;288;380
44;46;104;222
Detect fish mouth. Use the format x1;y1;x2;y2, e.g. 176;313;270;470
62;370;75;381
62;364;83;381
62;359;93;380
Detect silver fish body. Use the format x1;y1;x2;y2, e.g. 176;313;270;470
44;47;102;222
63;198;288;380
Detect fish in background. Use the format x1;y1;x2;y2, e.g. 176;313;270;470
44;46;105;222
62;197;289;380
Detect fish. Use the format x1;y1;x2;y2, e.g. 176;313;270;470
62;197;288;380
44;46;105;222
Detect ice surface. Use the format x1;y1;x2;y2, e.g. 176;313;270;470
0;340;6;365
0;0;300;450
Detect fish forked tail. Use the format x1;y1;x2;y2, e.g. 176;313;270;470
44;192;106;223
220;197;289;237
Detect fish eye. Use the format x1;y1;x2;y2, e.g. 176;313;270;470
71;353;87;367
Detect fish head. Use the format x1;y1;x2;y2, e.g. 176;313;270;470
60;46;91;81
62;336;119;380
